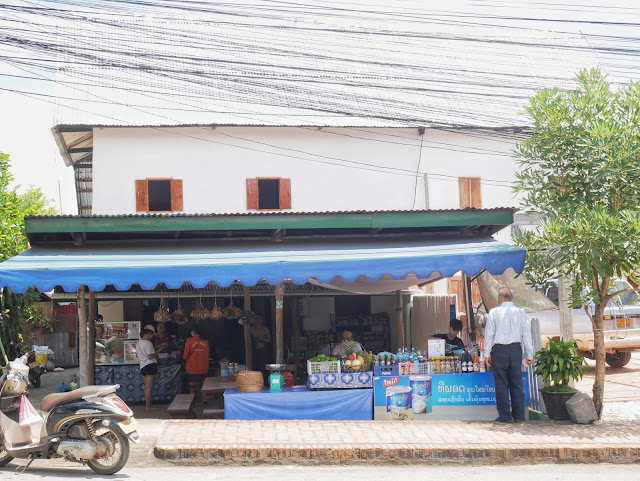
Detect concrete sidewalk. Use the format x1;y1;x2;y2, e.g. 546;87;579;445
154;419;640;465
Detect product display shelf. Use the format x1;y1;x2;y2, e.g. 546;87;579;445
95;321;141;365
330;313;390;352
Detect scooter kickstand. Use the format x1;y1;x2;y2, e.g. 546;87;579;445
14;454;36;475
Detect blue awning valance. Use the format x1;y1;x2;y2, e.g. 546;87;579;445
0;238;525;293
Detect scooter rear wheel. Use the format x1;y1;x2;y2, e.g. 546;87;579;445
29;372;41;388
0;442;14;467
87;425;130;475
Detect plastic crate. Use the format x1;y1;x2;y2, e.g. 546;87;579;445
307;360;340;375
373;365;399;377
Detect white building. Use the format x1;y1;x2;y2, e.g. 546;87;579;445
47;18;599;347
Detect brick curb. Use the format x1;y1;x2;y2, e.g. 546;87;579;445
154;445;640;465
153;420;640;465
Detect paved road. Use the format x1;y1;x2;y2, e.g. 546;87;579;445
1;463;639;480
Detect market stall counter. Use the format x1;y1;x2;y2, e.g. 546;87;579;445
94;362;183;403
224;386;373;420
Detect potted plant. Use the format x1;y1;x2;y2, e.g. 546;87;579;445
534;338;587;420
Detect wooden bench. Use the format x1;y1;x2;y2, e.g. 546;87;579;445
167;393;196;418
201;408;225;419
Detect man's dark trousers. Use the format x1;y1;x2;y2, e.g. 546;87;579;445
491;343;525;421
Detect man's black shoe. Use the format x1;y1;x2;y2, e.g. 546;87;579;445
495;417;514;423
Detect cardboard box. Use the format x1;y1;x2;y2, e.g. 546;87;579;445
427;339;445;358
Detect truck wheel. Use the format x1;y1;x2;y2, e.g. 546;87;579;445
605;351;632;368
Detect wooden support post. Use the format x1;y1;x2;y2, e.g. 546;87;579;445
77;286;89;387
243;286;252;370
291;297;300;373
396;290;404;350
87;290;97;385
275;285;285;364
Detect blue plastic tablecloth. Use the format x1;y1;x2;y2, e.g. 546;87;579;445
95;363;183;402
224;387;373;420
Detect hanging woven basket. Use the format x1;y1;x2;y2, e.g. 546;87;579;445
191;296;211;321
222;300;243;320
154;294;171;323
210;289;222;320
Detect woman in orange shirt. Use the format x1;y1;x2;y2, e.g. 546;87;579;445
183;325;210;397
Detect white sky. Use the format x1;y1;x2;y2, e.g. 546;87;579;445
0;0;638;215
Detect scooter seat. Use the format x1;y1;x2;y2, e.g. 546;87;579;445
40;385;115;412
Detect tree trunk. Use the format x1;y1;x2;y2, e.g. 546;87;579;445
592;303;606;417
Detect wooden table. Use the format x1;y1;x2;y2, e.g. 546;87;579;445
201;377;237;408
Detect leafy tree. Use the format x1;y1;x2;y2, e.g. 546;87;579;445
514;68;640;416
0;152;58;360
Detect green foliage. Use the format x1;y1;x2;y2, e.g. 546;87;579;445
17;186;58;217
534;338;587;388
513;69;640;309
0;151;57;359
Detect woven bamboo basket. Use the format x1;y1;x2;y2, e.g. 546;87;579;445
236;371;264;392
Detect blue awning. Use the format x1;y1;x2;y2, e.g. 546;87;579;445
0;238;525;293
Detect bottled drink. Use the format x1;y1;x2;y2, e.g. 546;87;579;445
461;352;468;373
434;357;441;374
473;354;480;373
397;348;402;360
479;354;486;372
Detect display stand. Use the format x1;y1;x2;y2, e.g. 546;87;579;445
373;371;529;421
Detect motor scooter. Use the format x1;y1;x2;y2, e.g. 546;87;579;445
26;352;44;388
0;360;140;474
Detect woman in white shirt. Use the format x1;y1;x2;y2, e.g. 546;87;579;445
136;324;162;411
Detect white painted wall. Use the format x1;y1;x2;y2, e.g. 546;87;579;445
91;126;522;221
98;301;124;323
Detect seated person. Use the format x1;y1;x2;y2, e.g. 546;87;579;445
331;330;364;359
427;319;465;354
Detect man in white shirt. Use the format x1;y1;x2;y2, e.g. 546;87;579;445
484;286;534;423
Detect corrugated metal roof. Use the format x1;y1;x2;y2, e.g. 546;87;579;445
26;207;517;220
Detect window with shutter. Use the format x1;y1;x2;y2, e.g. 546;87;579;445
134;178;183;212
458;177;482;209
246;177;292;211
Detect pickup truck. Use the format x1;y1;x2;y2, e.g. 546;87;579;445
474;271;640;368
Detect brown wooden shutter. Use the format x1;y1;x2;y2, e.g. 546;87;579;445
458;177;482;209
171;179;183;211
279;178;291;210
246;178;259;210
135;180;149;212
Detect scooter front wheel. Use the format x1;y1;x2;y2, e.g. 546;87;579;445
87;425;130;475
0;441;14;467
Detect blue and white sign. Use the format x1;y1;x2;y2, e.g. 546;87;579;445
374;372;529;407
